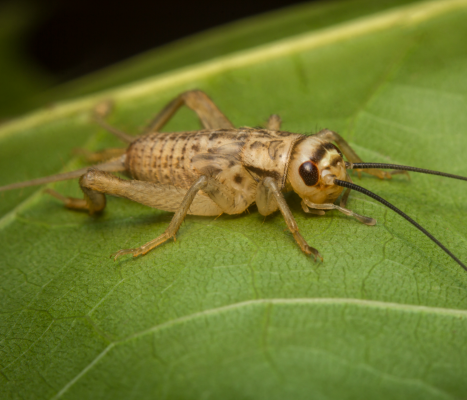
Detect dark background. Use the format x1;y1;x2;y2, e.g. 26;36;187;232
23;0;320;83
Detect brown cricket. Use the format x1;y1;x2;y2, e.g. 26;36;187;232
1;90;466;272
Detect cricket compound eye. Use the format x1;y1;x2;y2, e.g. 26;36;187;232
299;161;319;186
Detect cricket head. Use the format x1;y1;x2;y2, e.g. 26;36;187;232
288;135;467;273
287;136;347;203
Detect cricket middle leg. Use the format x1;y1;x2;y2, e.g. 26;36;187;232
111;175;210;260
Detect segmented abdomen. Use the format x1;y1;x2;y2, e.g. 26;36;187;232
125;130;241;189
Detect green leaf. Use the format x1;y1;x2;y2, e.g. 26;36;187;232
1;1;467;399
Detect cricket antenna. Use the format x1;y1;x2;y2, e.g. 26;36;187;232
333;179;467;273
346;162;467;182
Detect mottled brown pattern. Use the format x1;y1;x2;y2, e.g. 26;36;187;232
250;141;265;150
234;174;243;184
127;129;303;191
245;165;281;181
310;146;327;163
240;129;303;189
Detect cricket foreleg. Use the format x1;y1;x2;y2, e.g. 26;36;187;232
301;199;376;225
144;90;234;133
260;177;322;260
112;176;209;260
315;129;406;180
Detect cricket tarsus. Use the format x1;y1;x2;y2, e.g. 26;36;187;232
334;179;467;273
348;162;467;182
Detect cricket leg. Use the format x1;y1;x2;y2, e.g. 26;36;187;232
259;177;322;260
41;159;127;213
92;101;135;143
74;147;126;163
79;169;223;215
315;129;406;180
46;166;233;216
111;175;209;259
144;90;234;133
267;114;282;131
301;199;376;226
46;172;107;214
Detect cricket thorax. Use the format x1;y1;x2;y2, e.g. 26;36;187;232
239;129;303;189
287;135;347;204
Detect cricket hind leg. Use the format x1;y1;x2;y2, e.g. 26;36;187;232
46;172;107;214
143;90;235;133
48;167;226;216
315;129;407;180
257;177;323;261
78;169;223;215
41;159;127;214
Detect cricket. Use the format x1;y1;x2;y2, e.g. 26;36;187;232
1;90;466;272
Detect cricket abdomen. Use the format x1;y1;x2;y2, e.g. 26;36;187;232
125;129;245;189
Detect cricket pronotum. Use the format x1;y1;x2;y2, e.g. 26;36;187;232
1;90;466;272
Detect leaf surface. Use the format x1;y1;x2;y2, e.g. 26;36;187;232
1;1;467;399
